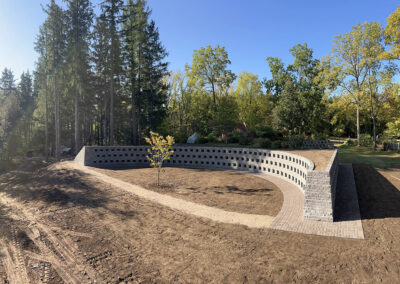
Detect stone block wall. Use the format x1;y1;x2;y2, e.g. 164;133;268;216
302;140;334;149
303;150;338;221
75;146;338;222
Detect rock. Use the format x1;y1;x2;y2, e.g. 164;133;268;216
187;132;198;144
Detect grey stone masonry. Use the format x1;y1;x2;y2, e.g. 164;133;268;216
75;146;338;222
302;140;334;149
303;149;338;221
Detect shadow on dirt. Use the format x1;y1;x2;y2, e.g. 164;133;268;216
0;167;138;220
353;164;400;220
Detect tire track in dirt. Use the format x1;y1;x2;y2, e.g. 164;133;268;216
0;237;30;284
0;241;15;284
0;193;99;283
10;225;30;283
39;262;50;284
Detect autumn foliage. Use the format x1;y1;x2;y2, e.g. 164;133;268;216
145;131;175;186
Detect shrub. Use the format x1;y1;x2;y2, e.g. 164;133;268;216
174;132;188;144
359;134;372;147
227;129;242;144
280;140;290;149
207;133;217;143
378;133;396;144
239;136;252;145
345;139;355;146
227;135;239;144
197;136;208;144
271;140;282;149
285;135;304;149
254;125;277;139
257;138;272;149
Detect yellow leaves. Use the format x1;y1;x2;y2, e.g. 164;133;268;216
145;131;175;170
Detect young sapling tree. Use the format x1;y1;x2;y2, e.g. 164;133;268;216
145;131;175;186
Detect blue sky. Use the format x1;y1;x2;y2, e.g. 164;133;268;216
0;0;399;82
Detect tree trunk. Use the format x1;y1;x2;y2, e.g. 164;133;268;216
45;88;49;159
356;105;360;146
211;82;216;106
110;77;114;146
138;118;142;145
100;113;104;146
74;80;81;154
369;91;377;150
157;165;161;186
54;76;60;160
131;90;138;145
372;116;377;150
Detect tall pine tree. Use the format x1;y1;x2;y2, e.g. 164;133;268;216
122;0;168;145
64;0;93;153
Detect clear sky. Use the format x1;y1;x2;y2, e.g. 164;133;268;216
0;0;399;82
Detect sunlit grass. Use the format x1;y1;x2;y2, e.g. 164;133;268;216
338;145;400;169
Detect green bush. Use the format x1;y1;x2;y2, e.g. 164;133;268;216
378;133;396;144
227;129;242;144
227;135;239;144
345;139;355;146
271;140;282;149
280;140;290;149
359;134;372;147
254;125;277;139
255;138;272;149
197;136;208;144
239;136;252;145
174;132;188;144
207;133;217;143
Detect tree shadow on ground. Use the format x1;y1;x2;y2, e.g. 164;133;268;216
353;163;400;220
0;167;138;220
103;165;276;196
216;186;273;196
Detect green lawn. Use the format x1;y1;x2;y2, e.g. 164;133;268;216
338;145;400;169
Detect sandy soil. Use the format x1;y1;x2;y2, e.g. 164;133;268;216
0;162;399;283
286;149;335;170
91;167;283;216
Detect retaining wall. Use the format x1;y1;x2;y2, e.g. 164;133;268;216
302;140;334;149
386;142;400;151
75;146;338;222
303;149;338;221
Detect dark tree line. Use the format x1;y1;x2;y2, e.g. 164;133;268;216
31;0;168;158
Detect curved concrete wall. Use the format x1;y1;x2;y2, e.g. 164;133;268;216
75;146;338;222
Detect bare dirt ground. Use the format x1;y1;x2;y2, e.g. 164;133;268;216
91;167;283;216
0;161;399;283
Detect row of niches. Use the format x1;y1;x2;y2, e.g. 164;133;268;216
89;156;306;189
88;148;309;189
89;147;313;171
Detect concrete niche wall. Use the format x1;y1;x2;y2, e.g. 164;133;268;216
75;146;338;222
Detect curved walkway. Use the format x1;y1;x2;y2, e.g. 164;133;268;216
64;161;364;239
255;163;364;239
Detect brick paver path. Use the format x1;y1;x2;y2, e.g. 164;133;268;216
65;162;364;239
263;163;364;239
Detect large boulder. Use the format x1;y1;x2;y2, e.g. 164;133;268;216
187;133;198;144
